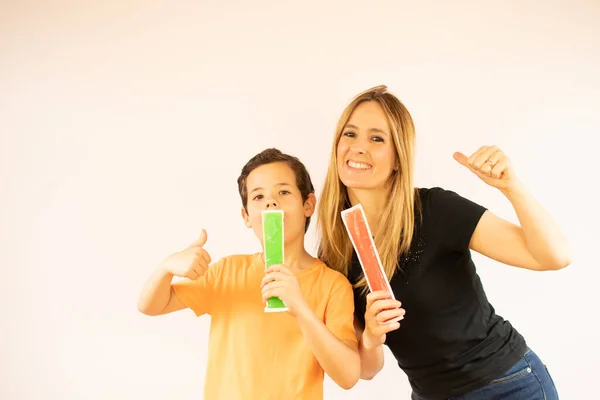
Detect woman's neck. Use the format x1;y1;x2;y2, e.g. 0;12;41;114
347;187;389;234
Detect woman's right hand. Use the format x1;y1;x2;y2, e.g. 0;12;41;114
361;291;405;350
159;229;212;280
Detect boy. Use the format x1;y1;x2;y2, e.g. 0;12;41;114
137;148;360;399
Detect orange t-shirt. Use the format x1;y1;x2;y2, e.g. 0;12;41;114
171;253;357;400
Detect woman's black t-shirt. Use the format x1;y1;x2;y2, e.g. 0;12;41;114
349;187;528;399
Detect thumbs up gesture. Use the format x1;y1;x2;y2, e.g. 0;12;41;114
453;145;519;192
160;229;212;280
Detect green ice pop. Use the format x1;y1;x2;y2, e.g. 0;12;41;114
262;210;288;312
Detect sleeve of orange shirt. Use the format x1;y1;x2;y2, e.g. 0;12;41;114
171;258;223;317
324;275;358;344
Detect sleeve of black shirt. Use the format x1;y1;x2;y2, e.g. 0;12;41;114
427;187;488;252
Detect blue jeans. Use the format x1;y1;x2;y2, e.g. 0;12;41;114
412;349;559;400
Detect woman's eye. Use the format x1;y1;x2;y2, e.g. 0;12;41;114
342;131;355;138
372;135;384;143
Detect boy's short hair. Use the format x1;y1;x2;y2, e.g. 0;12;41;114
237;148;315;233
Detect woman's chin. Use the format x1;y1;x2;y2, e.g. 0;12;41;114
343;181;375;191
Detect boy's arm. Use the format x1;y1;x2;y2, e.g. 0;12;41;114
137;230;214;316
137;267;187;316
261;266;360;390
295;305;360;390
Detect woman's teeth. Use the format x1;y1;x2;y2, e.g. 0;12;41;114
348;160;372;170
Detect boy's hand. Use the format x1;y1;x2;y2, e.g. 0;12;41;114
159;229;212;280
261;265;309;318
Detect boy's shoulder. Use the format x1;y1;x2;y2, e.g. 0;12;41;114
313;258;353;289
205;253;262;290
213;253;261;269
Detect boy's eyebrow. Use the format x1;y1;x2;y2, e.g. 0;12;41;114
344;124;389;136
250;183;292;194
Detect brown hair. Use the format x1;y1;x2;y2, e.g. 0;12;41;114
317;85;420;290
237;148;315;232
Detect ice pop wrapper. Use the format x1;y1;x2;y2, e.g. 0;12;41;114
262;210;288;313
341;204;402;323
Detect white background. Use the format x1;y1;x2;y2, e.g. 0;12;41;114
1;1;598;399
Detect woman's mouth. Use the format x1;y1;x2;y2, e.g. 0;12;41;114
347;160;373;170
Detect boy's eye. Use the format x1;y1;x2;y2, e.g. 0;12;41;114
253;194;264;201
279;190;290;195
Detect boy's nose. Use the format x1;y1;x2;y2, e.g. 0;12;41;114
265;201;278;209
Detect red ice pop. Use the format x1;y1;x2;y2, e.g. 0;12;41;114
341;203;395;299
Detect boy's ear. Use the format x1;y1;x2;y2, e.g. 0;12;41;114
241;207;252;228
303;193;317;217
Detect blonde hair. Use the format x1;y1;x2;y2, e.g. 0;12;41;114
317;85;420;291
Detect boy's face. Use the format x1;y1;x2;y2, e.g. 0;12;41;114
242;162;315;246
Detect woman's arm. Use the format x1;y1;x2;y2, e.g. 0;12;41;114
470;183;571;271
354;292;404;380
453;146;571;271
354;318;385;380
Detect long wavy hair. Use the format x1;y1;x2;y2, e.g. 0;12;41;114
317;85;420;291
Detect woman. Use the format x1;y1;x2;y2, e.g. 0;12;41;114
317;85;568;400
